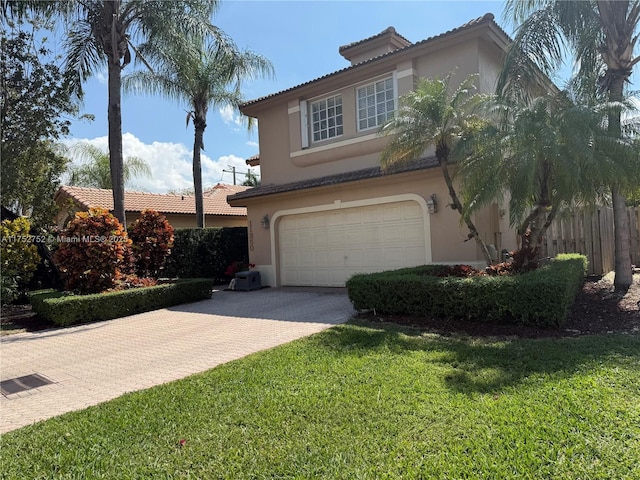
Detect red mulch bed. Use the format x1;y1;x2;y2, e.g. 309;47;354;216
357;273;640;338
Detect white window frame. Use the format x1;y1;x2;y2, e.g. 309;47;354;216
356;74;396;132
309;94;343;144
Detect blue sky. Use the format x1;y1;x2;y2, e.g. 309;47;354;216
56;1;636;193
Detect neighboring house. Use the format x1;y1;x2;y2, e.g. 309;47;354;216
228;13;518;287
55;183;249;229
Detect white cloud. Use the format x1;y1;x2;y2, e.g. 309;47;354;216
94;70;108;85
246;140;259;148
214;154;260;185
218;105;243;126
62;133;260;193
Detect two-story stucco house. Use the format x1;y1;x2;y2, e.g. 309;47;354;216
228;13;518;287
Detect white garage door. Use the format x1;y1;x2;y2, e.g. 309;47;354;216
278;201;428;286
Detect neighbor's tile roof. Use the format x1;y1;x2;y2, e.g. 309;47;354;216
57;183;249;216
241;13;506;109
228;156;439;202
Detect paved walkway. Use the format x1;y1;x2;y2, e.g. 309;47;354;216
0;288;354;433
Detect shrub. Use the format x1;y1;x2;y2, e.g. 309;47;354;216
0;217;39;302
29;278;215;326
128;210;175;278
430;264;480;278
163;227;248;280
53;208;133;293
224;261;255;277
346;254;587;327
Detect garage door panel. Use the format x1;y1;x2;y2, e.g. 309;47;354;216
360;209;380;223
344;226;363;244
279;200;428;286
381;204;404;221
327;250;346;266
403;203;422;218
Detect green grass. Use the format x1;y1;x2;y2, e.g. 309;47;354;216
1;321;639;479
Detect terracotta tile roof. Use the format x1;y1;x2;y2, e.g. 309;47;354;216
228;156;439;203
245;154;260;166
338;26;412;54
57;183;249;216
241;13;508;110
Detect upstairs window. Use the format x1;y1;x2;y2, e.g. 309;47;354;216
357;76;395;130
311;94;343;142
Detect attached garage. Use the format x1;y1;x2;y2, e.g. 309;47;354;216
277;200;430;286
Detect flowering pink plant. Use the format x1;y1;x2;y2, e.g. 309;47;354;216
224;261;255;277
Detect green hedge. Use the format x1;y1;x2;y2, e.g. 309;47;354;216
346;254;587;327
29;279;215;326
163;227;248;279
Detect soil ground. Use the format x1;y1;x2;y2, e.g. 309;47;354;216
2;273;639;338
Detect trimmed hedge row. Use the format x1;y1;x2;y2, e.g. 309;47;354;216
163;227;248;280
29;279;215;326
346;254;587;327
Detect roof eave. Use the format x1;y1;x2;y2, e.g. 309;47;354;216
228;156;439;205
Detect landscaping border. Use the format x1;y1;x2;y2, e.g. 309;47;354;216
29;279;215;326
346;254;587;327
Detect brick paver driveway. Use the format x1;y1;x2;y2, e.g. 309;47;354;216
0;287;354;433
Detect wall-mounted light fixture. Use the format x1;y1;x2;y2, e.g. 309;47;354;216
426;194;438;214
261;214;270;229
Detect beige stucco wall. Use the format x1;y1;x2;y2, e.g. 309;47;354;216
55;205;246;230
254;37;501;187
163;214;247;229
238;168;516;286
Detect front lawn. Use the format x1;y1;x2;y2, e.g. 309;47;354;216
1;322;639;479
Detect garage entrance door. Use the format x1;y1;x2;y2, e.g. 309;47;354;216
278;201;428;286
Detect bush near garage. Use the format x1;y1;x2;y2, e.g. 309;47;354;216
128;210;175;278
29;278;215;326
346;254;587;327
163;227;248;281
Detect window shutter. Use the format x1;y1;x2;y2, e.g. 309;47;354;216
300;101;309;149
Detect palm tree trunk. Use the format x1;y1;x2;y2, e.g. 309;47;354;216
437;143;493;266
517;204;551;269
612;186;632;289
106;2;126;227
608;74;633;290
193;118;206;228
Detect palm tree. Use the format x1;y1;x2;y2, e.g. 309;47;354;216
499;0;640;288
241;170;260;187
59;0;219;227
380;74;493;266
123;34;272;228
459;91;638;269
67;142;150;189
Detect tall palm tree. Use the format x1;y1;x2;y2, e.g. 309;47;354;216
60;0;219;227
67;142;150;189
499;0;640;288
459;91;639;269
123;34;272;228
380;74;493;266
